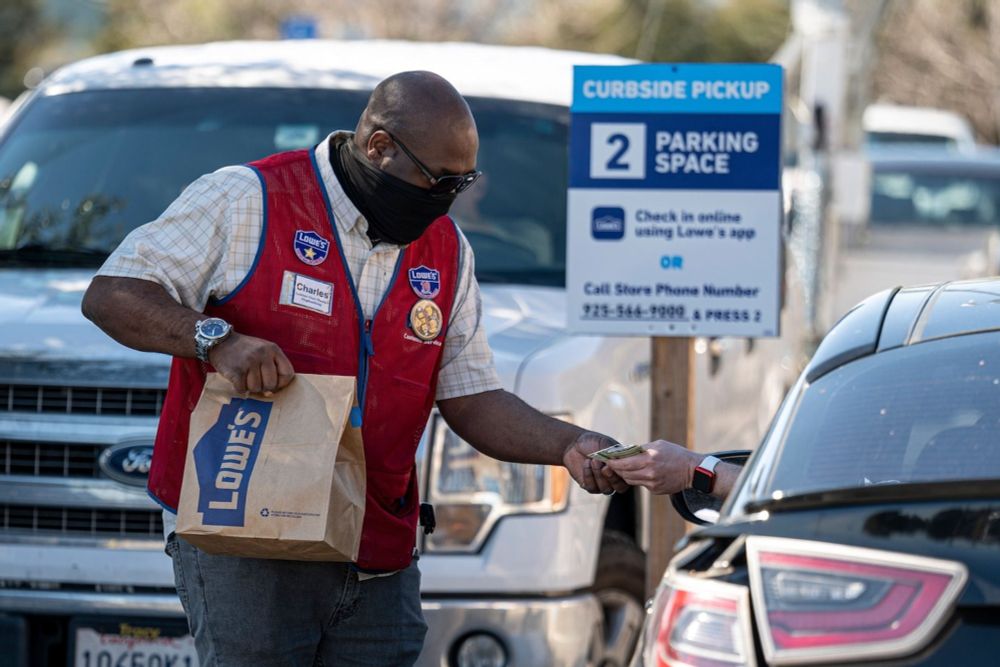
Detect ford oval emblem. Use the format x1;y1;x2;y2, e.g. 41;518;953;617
98;442;154;487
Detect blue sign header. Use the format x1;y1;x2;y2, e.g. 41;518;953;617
572;63;783;114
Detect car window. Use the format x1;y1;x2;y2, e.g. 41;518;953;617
0;87;568;285
865;132;955;149
763;331;1000;498
870;165;1000;226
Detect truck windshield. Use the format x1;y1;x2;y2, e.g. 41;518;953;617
762;331;1000;499
0;87;568;284
870;163;1000;227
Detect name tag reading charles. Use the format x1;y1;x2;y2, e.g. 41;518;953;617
280;271;334;315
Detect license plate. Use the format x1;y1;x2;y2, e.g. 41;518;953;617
71;620;197;667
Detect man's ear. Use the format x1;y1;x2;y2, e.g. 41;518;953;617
365;129;393;162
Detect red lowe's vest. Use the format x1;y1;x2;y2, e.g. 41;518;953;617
148;148;460;571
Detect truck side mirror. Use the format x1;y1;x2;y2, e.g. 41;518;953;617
670;450;751;525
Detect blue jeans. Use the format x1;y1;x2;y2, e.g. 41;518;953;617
166;535;427;666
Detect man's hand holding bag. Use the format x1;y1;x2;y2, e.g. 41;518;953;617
176;373;366;561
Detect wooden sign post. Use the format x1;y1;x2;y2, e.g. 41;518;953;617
646;336;695;596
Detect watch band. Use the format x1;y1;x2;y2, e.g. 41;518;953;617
692;455;722;494
194;322;212;362
194;334;212;363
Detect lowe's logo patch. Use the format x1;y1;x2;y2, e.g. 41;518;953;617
193;398;273;527
408;265;440;299
293;230;330;265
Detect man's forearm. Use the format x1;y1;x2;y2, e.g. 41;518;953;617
83;276;295;395
437;389;588;466
711;462;740;499
82;276;201;357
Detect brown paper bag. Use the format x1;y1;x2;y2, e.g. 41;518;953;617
176;373;366;561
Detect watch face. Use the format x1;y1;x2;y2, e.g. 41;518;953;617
200;318;229;339
692;468;715;494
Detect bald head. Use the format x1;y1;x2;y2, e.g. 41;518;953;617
358;71;474;146
355;71;479;189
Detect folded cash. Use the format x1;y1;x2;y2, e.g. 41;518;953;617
588;443;646;461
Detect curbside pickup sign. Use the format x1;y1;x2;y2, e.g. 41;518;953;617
567;64;783;337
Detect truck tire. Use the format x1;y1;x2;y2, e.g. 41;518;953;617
589;530;647;667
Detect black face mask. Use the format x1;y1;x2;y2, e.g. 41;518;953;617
330;136;456;245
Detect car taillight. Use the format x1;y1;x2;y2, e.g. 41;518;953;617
746;536;967;665
644;574;756;667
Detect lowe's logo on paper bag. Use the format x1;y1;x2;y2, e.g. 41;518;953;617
193;398;273;526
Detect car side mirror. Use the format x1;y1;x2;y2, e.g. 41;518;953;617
670;450;752;525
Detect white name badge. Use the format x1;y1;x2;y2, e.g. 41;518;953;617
280;271;334;315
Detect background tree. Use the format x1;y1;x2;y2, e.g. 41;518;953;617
704;0;792;63
506;0;789;63
95;0;520;52
873;0;1000;143
90;0;789;64
0;0;52;99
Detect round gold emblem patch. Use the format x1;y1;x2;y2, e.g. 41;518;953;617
410;299;443;341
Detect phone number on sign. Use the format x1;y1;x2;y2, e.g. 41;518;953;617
581;303;688;321
581;304;763;323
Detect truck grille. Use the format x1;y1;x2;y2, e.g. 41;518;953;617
0;384;164;417
0;504;163;538
1;440;104;478
0;580;178;595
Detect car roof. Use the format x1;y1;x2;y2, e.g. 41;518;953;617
806;278;1000;382
868;148;1000;173
39;39;635;107
863;103;975;146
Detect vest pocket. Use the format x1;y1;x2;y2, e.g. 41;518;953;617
283;350;340;371
391;375;431;397
369;468;418;518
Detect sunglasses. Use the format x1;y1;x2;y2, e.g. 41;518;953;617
379;128;482;197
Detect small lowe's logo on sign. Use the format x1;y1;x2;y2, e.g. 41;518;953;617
408;265;441;299
591;207;625;240
293;230;330;265
193;398;273;527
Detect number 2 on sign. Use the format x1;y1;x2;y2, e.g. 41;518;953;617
606;134;630;170
588;122;645;179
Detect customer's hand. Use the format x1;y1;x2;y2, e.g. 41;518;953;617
209;332;296;396
563;432;630;495
603;439;701;495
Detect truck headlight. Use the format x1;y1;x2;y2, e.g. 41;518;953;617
425;415;571;552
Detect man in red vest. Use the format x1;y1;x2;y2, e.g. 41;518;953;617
83;71;696;666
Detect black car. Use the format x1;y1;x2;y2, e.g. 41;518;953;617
635;278;1000;666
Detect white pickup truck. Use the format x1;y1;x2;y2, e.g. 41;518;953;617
0;40;803;667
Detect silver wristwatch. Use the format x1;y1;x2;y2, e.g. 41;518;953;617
194;317;232;362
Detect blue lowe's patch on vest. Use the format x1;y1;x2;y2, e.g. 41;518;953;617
293;230;330;266
408;265;440;299
194;398;273;527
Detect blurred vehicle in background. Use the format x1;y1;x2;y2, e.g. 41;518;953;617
0;40;808;667
832;149;1000;318
635;278;1000;666
0;96;18;138
863;103;977;153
